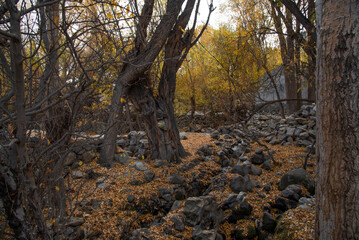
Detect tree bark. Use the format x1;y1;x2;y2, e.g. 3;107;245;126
306;0;316;102
284;8;298;113
315;0;359;239
1;1;49;238
128;0;197;162
8;2;32;238
99;0;185;165
270;2;298;114
128;77;186;162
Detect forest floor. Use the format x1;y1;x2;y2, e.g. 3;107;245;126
67;132;315;239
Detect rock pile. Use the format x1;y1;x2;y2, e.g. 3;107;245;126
63;105;317;239
256;104;316;149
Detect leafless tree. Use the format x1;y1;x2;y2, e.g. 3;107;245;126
99;0;214;165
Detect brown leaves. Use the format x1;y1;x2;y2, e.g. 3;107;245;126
65;133;315;239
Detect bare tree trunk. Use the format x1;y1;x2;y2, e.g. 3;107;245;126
7;3;32;238
1;1;49;238
129;78;186;162
100;0;185;165
306;0;316;102
98;83;124;166
128;0;198;162
280;0;317;103
295;17;302;110
284;8;298;114
315;0;359;239
39;2;69;224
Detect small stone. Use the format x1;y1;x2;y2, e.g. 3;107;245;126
239;156;248;162
286;127;296;136
231;164;250;177
174;188;187;200
171;215;185;231
298;204;312;210
298;197;315;206
64;152;77;166
154;160;166;167
171;201;184;211
116;138;126;146
97;182;109;189
245;180;256;192
263;183;271;192
96;178;105;184
82;151;95;163
251;153;265;165
255;148;263;154
134;161;147;171
299;132;309;139
144;171;155;182
180;132;188;140
114;153;130;164
192;229;217;240
228;201;253;223
230;175;247;193
167;174;186;185
127;194;135;203
258;192;266;198
129;179;141;186
278;168;315;194
72;171;84;179
261;212;277;233
274;197;297;212
280;187;301;201
261;160;271;170
250;165;262;176
183;197;205;226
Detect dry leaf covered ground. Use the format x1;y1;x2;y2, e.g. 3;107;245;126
68;132;315;239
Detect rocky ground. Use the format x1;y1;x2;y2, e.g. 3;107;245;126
1;105;317;239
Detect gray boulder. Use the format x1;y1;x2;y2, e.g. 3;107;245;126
231;164;250;177
261;212;277;233
171;214;185;231
64;152;77;166
134;161;147;171
278;168;315;194
261;160;271;170
192;228;217;240
250;165;262;176
114;152;130;165
250;153;265;165
167;174;186;185
227;201;253;223
183;197;205;226
280;185;302;201
230;176;247;193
